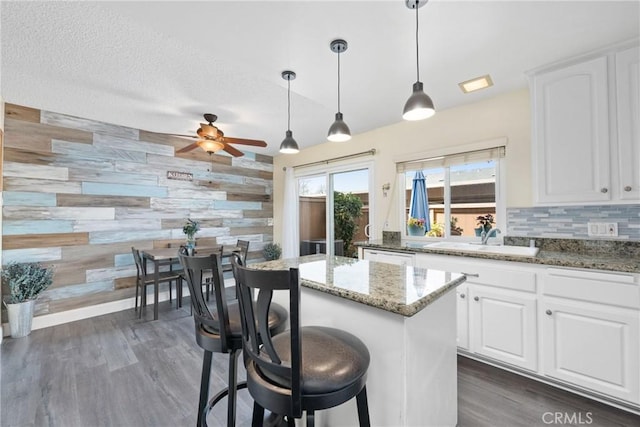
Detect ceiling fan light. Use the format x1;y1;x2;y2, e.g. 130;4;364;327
197;140;224;153
403;81;435;121
327;112;352;142
280;130;299;154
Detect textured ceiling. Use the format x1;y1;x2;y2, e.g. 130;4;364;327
2;1;639;157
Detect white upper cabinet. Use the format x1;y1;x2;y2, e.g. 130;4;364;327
615;46;640;201
530;42;639;205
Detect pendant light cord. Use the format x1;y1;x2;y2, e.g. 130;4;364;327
415;0;420;82
337;49;342;113
287;77;291;131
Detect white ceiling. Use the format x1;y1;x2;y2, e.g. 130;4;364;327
2;1;639;157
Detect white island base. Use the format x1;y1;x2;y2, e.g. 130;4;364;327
273;287;458;426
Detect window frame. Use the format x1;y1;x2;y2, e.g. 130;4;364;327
396;145;506;242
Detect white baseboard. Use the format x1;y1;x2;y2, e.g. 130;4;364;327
2;279;237;338
2;289;174;337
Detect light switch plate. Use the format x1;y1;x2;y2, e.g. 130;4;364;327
587;222;618;237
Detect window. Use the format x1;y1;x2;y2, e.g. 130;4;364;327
297;164;373;258
397;146;504;239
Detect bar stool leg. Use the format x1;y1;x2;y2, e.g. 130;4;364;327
356;387;370;427
227;349;240;427
251;402;265;427
198;350;213;427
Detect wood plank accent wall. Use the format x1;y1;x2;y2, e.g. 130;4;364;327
2;104;274;318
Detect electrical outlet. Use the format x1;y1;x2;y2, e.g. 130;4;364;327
587;222;618;237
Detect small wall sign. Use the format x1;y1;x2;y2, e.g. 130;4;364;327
167;171;193;181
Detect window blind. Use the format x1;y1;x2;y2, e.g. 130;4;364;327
396;146;505;173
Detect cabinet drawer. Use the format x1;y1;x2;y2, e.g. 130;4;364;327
468;268;536;293
544;268;640;309
418;254;536;292
363;249;415;266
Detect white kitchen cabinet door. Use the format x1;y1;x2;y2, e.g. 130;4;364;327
362;249;415;266
457;283;469;350
532;55;611;204
615;46;640;201
542;299;639;404
470;285;538;371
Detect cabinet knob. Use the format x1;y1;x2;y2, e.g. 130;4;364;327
546;309;552;316
460;293;466;299
624;186;632;192
474;296;479;302
600;187;608;193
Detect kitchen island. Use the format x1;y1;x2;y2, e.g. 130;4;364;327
250;254;467;426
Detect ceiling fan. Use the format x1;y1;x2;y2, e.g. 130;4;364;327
165;113;267;157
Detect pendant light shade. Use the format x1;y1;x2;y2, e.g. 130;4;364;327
280;70;299;154
327;112;351;142
403;82;435;120
327;39;351;142
403;0;435;121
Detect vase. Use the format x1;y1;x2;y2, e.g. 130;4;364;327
474;227;484;237
6;299;36;338
407;225;425;236
185;237;196;255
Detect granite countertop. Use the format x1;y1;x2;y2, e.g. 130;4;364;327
357;237;640;274
249;254;466;317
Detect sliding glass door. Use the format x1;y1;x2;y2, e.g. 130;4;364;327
297;164;372;258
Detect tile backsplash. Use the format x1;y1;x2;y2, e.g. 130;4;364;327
507;205;640;240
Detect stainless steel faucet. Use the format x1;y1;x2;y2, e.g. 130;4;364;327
480;228;501;244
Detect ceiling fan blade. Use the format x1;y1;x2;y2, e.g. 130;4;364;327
224;137;267;147
222;143;245;157
151;131;199;139
176;142;202;153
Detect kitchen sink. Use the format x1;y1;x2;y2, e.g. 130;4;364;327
424;241;539;257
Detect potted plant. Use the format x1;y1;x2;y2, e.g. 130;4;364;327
182;218;200;253
263;243;282;261
475;214;494;237
2;262;54;338
407;217;426;236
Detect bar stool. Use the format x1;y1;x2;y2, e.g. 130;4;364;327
231;256;371;427
179;252;287;427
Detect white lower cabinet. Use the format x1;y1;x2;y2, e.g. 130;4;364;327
416;253;538;371
470;285;538;371
414;251;640;408
541;268;640;404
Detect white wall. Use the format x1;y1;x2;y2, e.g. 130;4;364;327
273;88;531;243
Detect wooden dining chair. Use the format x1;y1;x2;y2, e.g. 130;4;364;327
131;247;183;318
231;255;371;427
222;239;250;274
179;251;287;427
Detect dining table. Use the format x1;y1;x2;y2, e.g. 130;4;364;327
141;246;240;320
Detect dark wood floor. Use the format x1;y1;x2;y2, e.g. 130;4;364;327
2;300;639;427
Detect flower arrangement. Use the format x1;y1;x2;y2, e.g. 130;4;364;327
407;217;426;228
476;214;494;233
182;218;200;240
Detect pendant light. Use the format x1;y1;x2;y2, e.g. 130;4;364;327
280;70;300;154
403;0;435;121
327;39;351;142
